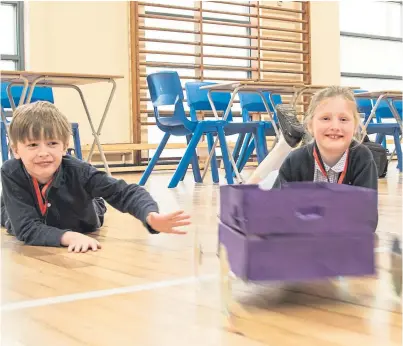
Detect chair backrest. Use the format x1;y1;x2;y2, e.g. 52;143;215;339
238;91;282;122
28;85;54;104
1;82;25;109
353;90;374;123
375;99;402;121
146;71;191;128
185;81;233;121
354;90;402;123
147;71;184;105
1;82;54;109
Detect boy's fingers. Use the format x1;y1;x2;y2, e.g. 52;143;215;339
170;229;187;235
167;210;185;218
173;221;191;227
68;244;74;252
173;214;191;221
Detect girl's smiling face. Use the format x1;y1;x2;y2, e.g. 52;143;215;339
308;96;358;164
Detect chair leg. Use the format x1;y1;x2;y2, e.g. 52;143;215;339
1;122;9;162
186;134;202;183
393;129;402;172
236;139;255;174
232;133;245;163
207;133;219;183
72;124;83;160
217;127;234;185
168;126;203;189
180;135;192;182
139;132;170;186
254;126;268;163
375;133;385;144
382;137;387;149
232;133;252;177
226;133;245;179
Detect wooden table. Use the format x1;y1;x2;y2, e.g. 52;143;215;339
0;70;124;175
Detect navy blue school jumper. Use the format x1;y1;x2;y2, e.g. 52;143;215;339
1;155;160;247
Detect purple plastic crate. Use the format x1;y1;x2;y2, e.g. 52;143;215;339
220;182;378;236
219;221;375;282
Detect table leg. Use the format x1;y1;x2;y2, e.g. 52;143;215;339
25;76;47;104
86;79;117;162
386;98;402;133
202;88;244;183
385;98;402;165
54;84;112;176
6;79;30;110
361;94;385;137
290;86;307;109
5;78;30;158
259;91;280;138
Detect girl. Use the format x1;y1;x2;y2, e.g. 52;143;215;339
247;86;403;295
248;86;378;191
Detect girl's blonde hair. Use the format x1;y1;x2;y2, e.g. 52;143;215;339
9;101;71;146
304;86;361;139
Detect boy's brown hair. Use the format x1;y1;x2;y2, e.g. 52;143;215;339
9;101;71;147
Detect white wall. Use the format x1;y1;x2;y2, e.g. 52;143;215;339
309;1;341;85
24;1;342;146
25;1;132;145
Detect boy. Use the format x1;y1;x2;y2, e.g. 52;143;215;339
0;101;190;253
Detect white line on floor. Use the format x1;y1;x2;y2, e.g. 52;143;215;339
375;246;391;253
2;247;390;312
1;274;217;312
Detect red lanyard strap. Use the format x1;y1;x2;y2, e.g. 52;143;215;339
32;178;53;216
313;146;349;184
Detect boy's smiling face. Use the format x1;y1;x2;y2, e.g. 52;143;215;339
13;137;67;184
8;101;72;184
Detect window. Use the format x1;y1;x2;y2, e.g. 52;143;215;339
0;1;25;70
339;1;403;90
140;1;251;160
132;1;309;165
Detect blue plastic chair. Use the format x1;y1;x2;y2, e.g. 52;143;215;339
0;118;8;162
354;90;372;118
374;98;402;121
235;91;282;173
138;71;235;188
372;98;402;171
354;90;402;172
1;82;83;162
185;82;268;183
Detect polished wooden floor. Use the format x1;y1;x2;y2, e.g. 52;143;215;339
1;164;402;346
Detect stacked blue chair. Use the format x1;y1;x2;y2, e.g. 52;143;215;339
354;89;375;138
1;83;26;161
235;91;282;174
374;98;402;169
138;71;237;188
185;82;268;183
0;82;83;162
354;90;402;172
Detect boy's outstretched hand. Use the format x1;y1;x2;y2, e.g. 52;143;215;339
146;210;191;234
